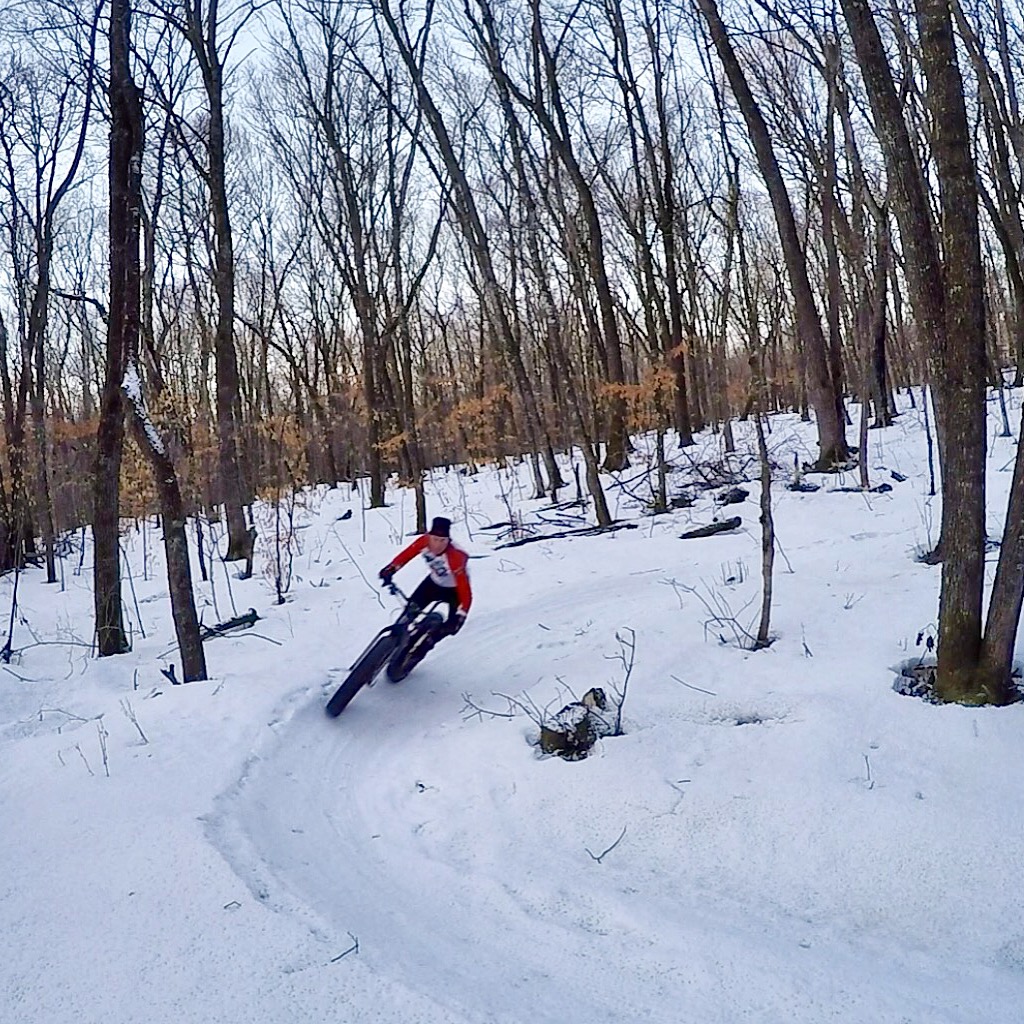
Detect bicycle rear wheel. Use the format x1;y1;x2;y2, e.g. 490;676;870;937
325;632;400;717
386;614;444;682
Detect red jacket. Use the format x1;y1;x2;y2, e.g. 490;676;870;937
389;536;473;614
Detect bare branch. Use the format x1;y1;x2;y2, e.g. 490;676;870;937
585;824;627;863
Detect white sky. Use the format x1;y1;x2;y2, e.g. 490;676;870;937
2;391;1024;1022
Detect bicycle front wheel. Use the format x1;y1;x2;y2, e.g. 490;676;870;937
325;633;400;717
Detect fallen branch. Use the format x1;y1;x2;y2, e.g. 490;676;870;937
495;522;639;549
586;825;627;863
3;666;35;682
461;693;518;720
830;483;893;494
157;621;280;660
330;932;360;963
37;707;94;726
532;499;588;513
671;674;717;696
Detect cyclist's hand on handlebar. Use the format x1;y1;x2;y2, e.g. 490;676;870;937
448;610;467;635
378;565;395;585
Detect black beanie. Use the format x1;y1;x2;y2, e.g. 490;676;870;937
429;516;451;537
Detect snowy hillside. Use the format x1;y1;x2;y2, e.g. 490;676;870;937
2;395;1023;1024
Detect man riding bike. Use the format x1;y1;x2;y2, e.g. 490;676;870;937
378;516;472;637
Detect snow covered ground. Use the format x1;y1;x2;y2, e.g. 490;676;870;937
2;395;1024;1024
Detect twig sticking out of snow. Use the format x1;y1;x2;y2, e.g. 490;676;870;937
586;825;627;863
329;932;359;963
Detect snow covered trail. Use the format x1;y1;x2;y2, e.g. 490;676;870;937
209;568;1024;1024
8;414;1024;1024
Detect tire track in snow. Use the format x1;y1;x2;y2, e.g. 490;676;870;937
207;573;1016;1024
210;576;696;1022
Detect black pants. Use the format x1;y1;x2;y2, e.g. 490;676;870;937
408;578;460;624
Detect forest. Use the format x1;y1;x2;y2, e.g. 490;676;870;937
0;0;1021;702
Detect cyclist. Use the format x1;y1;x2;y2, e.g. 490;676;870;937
378;516;472;636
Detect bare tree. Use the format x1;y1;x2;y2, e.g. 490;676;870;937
468;0;630;470
145;0;253;560
598;0;694;445
841;0;1010;703
0;14;99;580
952;0;1024;384
111;0;206;681
460;0;611;520
375;0;557;497
695;0;849;469
263;3;448;512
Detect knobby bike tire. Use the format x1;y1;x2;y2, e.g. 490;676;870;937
325;633;400;717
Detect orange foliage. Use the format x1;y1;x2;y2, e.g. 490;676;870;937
599;367;675;432
442;385;514;460
253;414;308;502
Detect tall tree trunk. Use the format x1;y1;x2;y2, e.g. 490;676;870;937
182;5;249;560
843;0;992;701
869;218;892;428
95;0;134;656
93;243;128;654
820;48;847;435
93;376;127;654
696;0;848;468
111;0;206;682
915;0;987;701
209;81;249;558
0;316;29;570
0;315;16;570
23;240;57;585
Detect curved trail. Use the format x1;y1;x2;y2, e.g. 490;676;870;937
208;577;1017;1024
211;580;711;1022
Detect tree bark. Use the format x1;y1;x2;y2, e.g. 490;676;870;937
93;320;128;655
28;262;57;584
916;0;988;701
842;0;994;701
869;219;892;427
0;314;28;571
94;1;132;656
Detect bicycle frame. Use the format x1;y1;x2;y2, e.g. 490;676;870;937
346;583;444;672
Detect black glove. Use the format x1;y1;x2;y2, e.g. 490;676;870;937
379;565;395;584
448;611;467;635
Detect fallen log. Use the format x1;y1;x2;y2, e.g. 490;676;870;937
679;517;741;539
199;608;260;641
